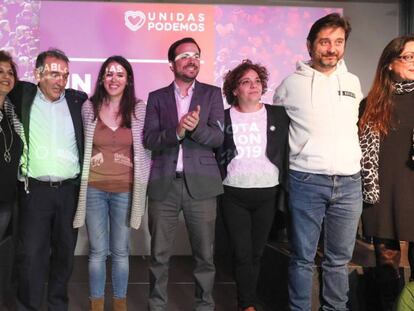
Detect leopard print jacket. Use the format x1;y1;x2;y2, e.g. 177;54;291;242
359;123;380;205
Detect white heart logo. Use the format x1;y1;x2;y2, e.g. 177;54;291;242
124;11;146;31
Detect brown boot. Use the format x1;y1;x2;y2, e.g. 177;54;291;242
89;297;104;311
112;297;127;311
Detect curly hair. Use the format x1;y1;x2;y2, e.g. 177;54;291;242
222;59;268;106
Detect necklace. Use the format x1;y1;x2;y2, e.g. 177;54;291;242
0;112;13;163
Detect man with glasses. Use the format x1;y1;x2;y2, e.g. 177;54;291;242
9;48;87;311
144;37;224;311
274;13;363;310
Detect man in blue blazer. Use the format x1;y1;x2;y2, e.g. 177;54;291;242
144;37;224;311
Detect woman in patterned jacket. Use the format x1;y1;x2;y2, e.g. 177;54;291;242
360;35;414;310
73;55;151;311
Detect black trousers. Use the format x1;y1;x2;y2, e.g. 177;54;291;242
16;181;79;311
0;201;14;308
221;185;278;309
0;201;12;241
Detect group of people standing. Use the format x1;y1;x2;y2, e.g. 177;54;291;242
0;11;413;311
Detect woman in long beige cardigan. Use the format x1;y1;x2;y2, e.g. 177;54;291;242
73;55;150;311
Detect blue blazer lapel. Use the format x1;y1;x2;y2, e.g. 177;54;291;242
188;80;201;113
166;82;179;126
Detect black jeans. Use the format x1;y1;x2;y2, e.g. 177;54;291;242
221;185;278;309
16;181;79;311
0;201;12;241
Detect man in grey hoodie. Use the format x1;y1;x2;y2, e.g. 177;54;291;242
274;13;363;311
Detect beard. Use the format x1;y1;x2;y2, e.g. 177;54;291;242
175;72;197;82
317;52;343;69
174;64;199;82
320;57;338;68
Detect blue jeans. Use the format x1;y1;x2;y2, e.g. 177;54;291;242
288;170;362;311
86;187;131;299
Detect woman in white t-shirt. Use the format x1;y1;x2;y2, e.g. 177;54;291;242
218;60;289;311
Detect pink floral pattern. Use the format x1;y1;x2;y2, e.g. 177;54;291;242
214;6;341;104
0;0;40;81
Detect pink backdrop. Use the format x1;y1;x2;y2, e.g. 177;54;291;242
1;1;341;103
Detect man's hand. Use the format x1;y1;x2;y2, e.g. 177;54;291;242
177;105;201;139
183;105;200;131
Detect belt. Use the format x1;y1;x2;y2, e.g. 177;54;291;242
175;171;184;179
28;177;76;188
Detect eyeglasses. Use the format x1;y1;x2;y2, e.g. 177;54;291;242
238;78;262;87
174;52;200;62
397;53;414;64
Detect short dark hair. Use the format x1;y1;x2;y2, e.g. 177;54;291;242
222;59;269;106
0;50;18;82
35;48;69;69
167;37;201;63
307;13;351;48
